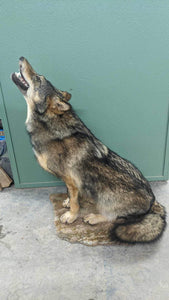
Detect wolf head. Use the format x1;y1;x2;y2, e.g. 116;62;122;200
11;57;72;115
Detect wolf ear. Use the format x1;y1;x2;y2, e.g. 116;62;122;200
49;96;70;114
62;91;72;102
55;99;70;112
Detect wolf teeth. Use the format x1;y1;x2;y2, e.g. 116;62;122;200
15;71;29;87
15;71;21;78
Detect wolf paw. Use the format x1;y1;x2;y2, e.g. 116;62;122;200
62;197;70;208
60;211;78;224
84;213;107;225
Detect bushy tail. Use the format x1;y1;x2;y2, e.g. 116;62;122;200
110;201;167;244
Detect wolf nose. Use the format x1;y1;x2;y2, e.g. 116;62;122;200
19;56;25;61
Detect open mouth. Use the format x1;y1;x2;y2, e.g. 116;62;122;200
12;69;29;91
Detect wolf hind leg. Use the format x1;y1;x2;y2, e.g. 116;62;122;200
84;213;109;225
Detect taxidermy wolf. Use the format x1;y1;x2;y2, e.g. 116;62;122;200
11;57;166;243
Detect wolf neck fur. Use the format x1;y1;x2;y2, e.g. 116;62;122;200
25;101;109;160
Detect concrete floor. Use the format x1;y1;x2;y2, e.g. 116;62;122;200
0;182;169;300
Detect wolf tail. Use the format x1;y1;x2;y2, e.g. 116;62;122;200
110;200;166;244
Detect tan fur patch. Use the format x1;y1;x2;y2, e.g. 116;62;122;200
62;91;71;101
34;151;51;173
62;175;80;214
48;97;63;115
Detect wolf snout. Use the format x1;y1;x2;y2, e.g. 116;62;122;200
19;57;26;69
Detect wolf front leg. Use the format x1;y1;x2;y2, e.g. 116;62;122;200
60;177;80;224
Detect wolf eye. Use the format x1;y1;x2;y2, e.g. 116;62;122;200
35;76;41;82
32;75;41;83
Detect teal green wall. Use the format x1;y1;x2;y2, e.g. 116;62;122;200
0;1;169;187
